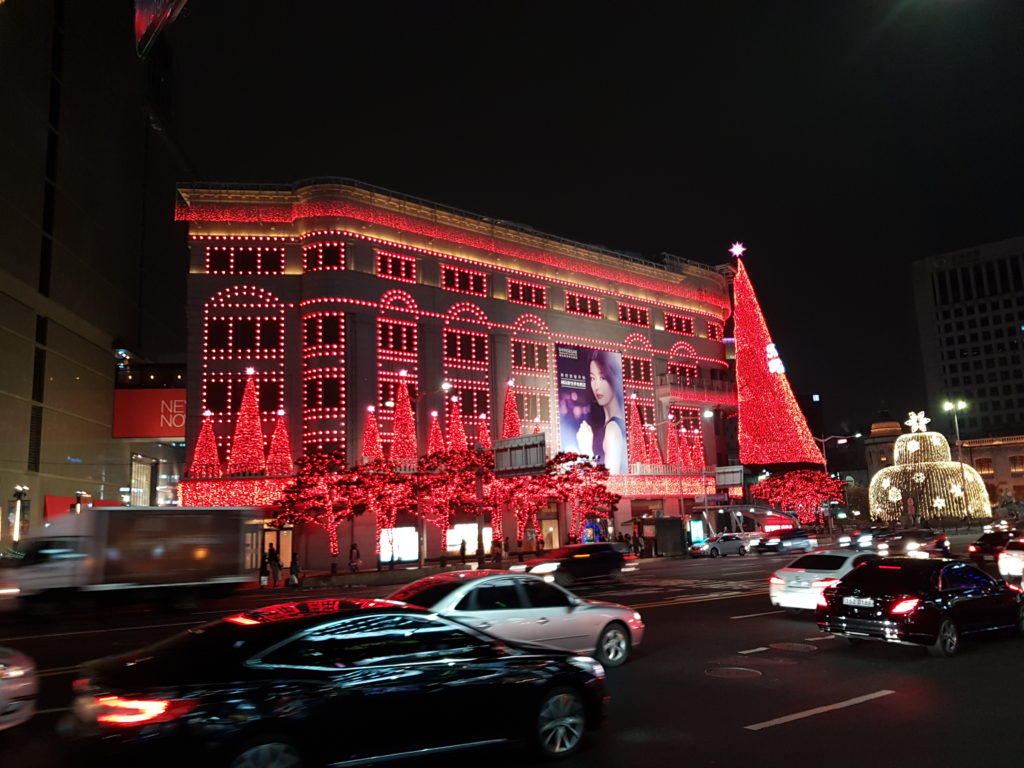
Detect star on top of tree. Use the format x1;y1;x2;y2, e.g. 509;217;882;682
904;411;931;433
729;241;747;258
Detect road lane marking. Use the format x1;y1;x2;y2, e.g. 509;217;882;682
731;609;783;619
0;620;201;643
632;590;768;608
744;690;895;731
806;635;836;641
35;707;71;715
738;647;768;654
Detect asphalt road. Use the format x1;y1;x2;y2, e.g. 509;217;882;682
3;541;1022;767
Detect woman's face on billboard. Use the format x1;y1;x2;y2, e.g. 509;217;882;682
589;359;613;407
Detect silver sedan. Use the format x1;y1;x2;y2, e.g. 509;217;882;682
0;646;37;731
387;570;644;667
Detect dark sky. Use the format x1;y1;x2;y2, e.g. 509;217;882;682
165;0;1024;435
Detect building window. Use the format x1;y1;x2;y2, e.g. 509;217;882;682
669;404;701;432
443;329;489;369
441;264;487;296
205;244;286;275
618;303;650;327
303;313;345;356
664;312;694;335
508;280;547;308
302;241;345;272
378;318;418;356
376;251;417;283
707;321;722;341
622;355;653;385
566;292;601;318
515;392;551;423
975;457;994;476
1010;455;1024;476
667;362;698;386
511;339;549;371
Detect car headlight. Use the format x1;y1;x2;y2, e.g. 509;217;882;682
633;611;642;621
877;543;889;552
767;538;780;545
905;540;920;551
857;535;872;545
530;562;559;574
0;663;29;679
508;563;528;572
568;655;605;679
838;536;851;545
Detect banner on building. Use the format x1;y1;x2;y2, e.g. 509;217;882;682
555;344;627;475
113;388;187;438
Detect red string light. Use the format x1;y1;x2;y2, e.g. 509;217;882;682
225;371;267;475
750;470;846;525
188;412;222;478
266;410;295;476
501;381;522;439
360;407;384;463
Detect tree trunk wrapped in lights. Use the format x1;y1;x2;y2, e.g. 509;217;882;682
272;452;364;557
868;411;990;523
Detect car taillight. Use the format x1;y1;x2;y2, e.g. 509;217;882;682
967;545;977;553
889;598;920;615
94;696;198;726
1007;581;1023;592
769;575;786;585
816;590;830;608
811;578;839;590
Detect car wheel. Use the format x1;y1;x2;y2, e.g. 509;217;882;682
709;547;720;558
229;736;304;768
595;622;631;667
534;686;586;759
928;618;959;658
738;546;747;556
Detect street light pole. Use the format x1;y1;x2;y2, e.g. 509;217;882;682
943;400;968;517
813;433;863;477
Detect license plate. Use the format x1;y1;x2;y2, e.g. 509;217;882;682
984;555;995;561
843;596;873;608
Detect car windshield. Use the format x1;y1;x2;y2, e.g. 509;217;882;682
840;563;936;592
388;580;466;608
787;554;847;571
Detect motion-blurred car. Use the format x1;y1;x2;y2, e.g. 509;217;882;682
689;533;748;558
769;549;880;614
755;529;818;554
0;647;37;731
61;599;607;766
817;558;1024;657
998;538;1024;581
388;570;643;666
837;527;892;550
875;528;950;558
509;542;637;586
967;531;1012;566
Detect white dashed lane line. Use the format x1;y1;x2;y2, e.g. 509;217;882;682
744;690;895;731
730;609;783;619
737;647;769;654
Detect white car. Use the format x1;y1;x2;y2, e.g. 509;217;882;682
387;570;644;666
690;533;748;558
0;647;37;731
769;549;880;614
998;538;1024;581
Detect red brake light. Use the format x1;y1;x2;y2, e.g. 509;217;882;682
226;614;260;625
1007;581;1022;592
889;598;920;615
967;545;977;553
95;696;198;726
769;576;785;585
817;590;830;608
811;578;840;590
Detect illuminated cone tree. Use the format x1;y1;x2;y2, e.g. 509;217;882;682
225;370;267;476
361;406;384;464
732;252;824;466
189;411;222;478
390;375;418;468
501;380;521;439
266;410;295;476
626;397;649;466
476;413;492;449
427;411;446;456
446;397;468;452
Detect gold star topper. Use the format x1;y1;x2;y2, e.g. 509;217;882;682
904;411;931;433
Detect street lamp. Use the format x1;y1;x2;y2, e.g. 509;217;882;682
813;433;862;476
943;400;968;508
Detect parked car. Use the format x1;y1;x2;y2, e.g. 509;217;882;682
769;549;880;614
509;542;637;586
61;599;607;766
998;538;1024;581
875;528;950;558
755;529;818;554
967;531;1013;566
0;647;37;731
817;558;1024;657
387;570;644;666
689;533;748;558
837;527;893;550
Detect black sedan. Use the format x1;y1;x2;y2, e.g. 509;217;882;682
967;531;1013;566
509;542;637;586
61;599;607;767
817;558;1024;657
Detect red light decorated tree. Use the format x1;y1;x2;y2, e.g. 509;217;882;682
265;410;295;476
356;459;415;555
390;374;418;468
418;447;491;551
545;453;620;541
647;427;664;465
225;369;267;476
750;469;846;525
501;379;521;439
626;396;648;466
189;411;222;478
664;419;681;467
426;411;446;456
732;253;824;466
446;397;468;452
361;406;384;463
476;413;492;450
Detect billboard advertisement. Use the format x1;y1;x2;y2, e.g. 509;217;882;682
113;388;186;438
555;344;627;474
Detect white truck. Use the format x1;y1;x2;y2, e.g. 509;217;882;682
0;506;261;613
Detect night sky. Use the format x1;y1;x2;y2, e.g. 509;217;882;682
166;0;1024;435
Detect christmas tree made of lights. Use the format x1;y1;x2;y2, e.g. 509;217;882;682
733;255;824;466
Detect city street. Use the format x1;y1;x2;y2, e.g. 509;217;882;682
3;542;1022;767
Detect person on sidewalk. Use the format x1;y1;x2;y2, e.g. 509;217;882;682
258;550;269;589
349;541;361;572
267;543;282;588
288;552;301;587
459;539;467;565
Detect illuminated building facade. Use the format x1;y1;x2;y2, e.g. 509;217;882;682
178;179;736;563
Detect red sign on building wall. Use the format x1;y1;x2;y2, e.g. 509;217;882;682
113;389;187;438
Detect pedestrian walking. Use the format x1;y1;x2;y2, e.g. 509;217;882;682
288;552;301;587
459;539;467;565
267;543;282;587
258;549;269;589
349;541;361;572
